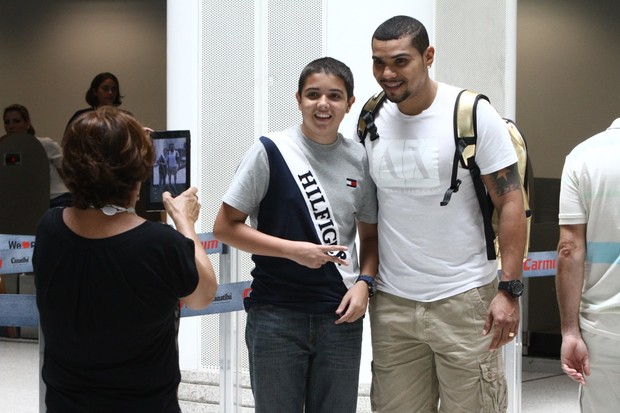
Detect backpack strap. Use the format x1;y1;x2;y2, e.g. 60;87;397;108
505;118;533;220
357;91;387;144
441;89;497;260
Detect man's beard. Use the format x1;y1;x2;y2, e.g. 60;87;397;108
384;88;410;104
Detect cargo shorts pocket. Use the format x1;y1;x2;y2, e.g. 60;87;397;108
479;354;508;413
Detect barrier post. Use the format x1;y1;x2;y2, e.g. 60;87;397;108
218;246;245;412
504;308;523;413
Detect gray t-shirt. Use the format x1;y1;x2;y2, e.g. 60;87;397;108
223;125;377;313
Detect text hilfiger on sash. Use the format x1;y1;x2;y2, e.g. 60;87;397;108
298;170;347;261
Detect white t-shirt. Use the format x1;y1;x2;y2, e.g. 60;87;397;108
37;137;69;199
364;82;517;301
559;118;620;339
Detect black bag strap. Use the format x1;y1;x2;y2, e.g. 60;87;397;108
441;89;497;260
357;91;387;144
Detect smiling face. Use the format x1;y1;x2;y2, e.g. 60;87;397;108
296;72;355;144
3;110;30;134
372;35;435;115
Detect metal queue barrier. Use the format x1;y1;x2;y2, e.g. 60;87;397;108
0;234;240;324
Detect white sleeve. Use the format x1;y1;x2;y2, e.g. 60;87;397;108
558;154;587;225
474;100;518;175
221;140;270;218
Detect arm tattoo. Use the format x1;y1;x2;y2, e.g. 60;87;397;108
489;162;521;197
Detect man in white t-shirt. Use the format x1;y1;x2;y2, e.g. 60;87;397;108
360;15;527;412
557;118;620;413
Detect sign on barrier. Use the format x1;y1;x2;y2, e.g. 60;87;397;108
181;281;251;317
0;232;247;326
0;234;36;275
521;251;558;277
0;233;223;275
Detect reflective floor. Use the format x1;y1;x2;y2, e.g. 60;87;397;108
1;338;579;413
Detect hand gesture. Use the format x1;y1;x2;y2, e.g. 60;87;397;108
287;242;349;269
163;187;200;230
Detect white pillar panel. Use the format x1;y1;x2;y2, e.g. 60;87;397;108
168;0;202;371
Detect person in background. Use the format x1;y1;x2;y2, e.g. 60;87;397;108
360;15;526;412
3;104;71;207
165;142;180;186
65;72;124;130
33;107;218;413
213;57;378;413
156;147;168;187
556;117;620;413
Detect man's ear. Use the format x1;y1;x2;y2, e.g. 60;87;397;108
424;46;435;68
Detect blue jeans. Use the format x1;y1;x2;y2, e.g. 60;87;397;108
246;304;363;413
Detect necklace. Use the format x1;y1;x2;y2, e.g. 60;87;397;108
90;204;137;216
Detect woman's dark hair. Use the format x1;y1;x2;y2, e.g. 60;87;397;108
62;106;154;209
3;104;36;135
85;72;123;107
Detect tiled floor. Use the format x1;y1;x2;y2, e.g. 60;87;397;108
1;338;580;412
0;339;40;413
521;357;580;413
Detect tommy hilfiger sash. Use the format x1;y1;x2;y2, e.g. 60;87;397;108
266;132;356;286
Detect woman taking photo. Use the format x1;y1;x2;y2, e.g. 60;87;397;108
33;107;218;412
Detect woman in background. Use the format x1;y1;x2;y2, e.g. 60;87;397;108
3;104;71;207
65;72;125;130
33;107;218;412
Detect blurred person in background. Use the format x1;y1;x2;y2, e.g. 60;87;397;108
3;103;71;207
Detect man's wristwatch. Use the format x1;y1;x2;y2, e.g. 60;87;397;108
356;275;377;298
498;280;524;298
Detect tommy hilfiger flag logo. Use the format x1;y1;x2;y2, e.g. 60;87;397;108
346;178;357;188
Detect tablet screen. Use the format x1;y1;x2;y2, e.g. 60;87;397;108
142;130;190;211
